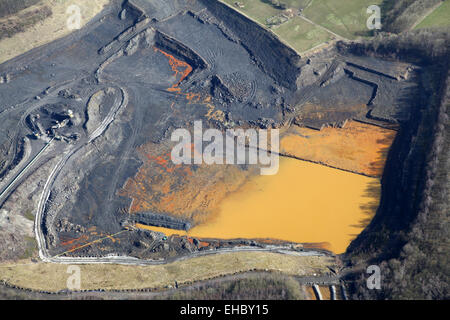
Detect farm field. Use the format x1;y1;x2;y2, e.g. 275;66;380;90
303;0;384;39
221;0;334;53
414;1;450;29
222;0;280;25
221;0;383;53
272;16;334;53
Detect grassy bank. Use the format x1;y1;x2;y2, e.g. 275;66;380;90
155;273;309;300
415;1;450;29
381;0;443;33
0;252;334;292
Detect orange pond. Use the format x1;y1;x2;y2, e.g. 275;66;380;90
136;157;381;254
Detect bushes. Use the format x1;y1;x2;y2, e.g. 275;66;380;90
0;0;40;18
155;273;308;300
381;0;443;33
342;28;449;299
0;4;52;40
348;76;449;298
338;28;450;63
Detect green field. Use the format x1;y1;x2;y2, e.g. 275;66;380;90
303;0;384;39
415;1;450;29
221;0;334;53
272;16;333;52
221;0;384;53
222;0;280;25
273;0;313;9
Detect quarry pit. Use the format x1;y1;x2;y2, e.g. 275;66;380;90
0;0;423;263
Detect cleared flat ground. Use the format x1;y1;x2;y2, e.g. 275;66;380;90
0;0;109;64
0;252;334;292
414;1;450;29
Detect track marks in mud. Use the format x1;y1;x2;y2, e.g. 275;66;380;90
55;229;127;257
56;227;125;256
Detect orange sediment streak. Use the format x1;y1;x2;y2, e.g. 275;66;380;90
56;230;129;257
60;235;89;247
135;223;186;236
118;141;251;219
280;120;397;177
153;47;210;106
154;47;193;92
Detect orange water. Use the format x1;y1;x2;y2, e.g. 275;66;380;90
137;158;380;253
135;223;187;236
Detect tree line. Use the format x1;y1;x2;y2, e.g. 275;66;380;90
0;0;40;18
341;28;449;299
381;0;443;33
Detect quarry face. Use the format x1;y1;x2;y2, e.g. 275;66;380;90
0;0;422;261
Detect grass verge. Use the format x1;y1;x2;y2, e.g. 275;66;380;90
0;252;334;292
